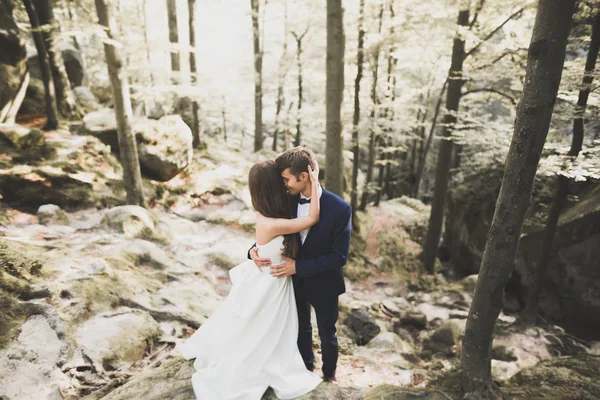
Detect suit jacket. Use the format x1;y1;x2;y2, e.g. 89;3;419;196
292;188;352;300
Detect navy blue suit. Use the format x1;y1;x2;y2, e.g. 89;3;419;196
292;188;351;378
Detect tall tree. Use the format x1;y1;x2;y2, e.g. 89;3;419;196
325;0;345;196
137;0;154;85
23;0;59;130
188;0;202;148
166;0;180;81
420;3;529;273
522;7;600;323
351;0;366;215
414;79;447;198
420;3;470;273
291;28;308;147
34;0;76;117
94;0;145;206
359;4;385;211
273;0;289;151
251;0;263;151
461;0;576;397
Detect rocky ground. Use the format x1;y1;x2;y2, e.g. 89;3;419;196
1;130;600;400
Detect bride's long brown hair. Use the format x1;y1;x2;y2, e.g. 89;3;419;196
248;160;300;258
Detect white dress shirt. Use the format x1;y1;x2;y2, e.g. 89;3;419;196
297;184;323;244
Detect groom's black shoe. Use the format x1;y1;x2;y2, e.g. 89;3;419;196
323;375;337;383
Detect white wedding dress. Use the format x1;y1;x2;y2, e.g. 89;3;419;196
179;236;322;400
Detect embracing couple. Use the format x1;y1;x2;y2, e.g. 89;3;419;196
180;147;352;399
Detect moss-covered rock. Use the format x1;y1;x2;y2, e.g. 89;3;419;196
0;289;25;349
101;206;168;243
0;123;56;162
207;252;237;270
505;354;600;399
76;309;162;371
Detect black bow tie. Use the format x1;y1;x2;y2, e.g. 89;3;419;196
298;198;311;205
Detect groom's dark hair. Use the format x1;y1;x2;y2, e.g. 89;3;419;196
275;147;317;180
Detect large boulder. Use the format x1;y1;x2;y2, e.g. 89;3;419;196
101;206;165;242
343;307;381;345
27;42;85;87
0;315;71;400
0;123;56;162
82;109;193;181
76;309;161;371
0;0;28;124
445;161;600;338
0;129;125;212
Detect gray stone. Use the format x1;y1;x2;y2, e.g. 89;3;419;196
37;204;69;225
76;309;161;371
101;206;162;241
366;332;415;352
343;307;381;346
0;315;71;400
27;43;85;87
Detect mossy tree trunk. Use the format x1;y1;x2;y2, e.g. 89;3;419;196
166;0;180;82
34;0;76;118
461;0;576;397
351;0;365;216
291;28;308;147
23;0;59;130
188;0;202;148
272;0;289;151
251;0;263;151
94;0;145;207
325;0;345;196
522;7;600;323
359;4;384;211
420;3;469;274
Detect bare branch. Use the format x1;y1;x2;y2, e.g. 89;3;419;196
469;0;486;29
465;4;533;59
462;87;518;105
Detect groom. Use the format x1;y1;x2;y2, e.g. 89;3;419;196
250;147;352;382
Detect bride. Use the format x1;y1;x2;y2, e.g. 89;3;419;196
179;160;322;399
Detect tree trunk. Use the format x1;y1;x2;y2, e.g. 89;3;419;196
251;0;263;151
351;0;365;217
292;29;307;147
374;137;387;206
138;0;154;85
94;0;145;207
522;7;599;323
34;0;76;117
0;0;28;124
273;0;289;151
166;0;180;81
375;27;397;205
359;5;385;211
325;0;345;196
461;0;575;397
421;6;469;274
188;0;201;148
414;79;447;198
23;0;59;130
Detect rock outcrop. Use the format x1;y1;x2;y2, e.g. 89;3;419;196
82;109;193;181
445;161;600;338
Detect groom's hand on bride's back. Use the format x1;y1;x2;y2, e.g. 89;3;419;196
250;247;271;271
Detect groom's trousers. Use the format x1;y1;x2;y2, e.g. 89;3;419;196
295;287;339;379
